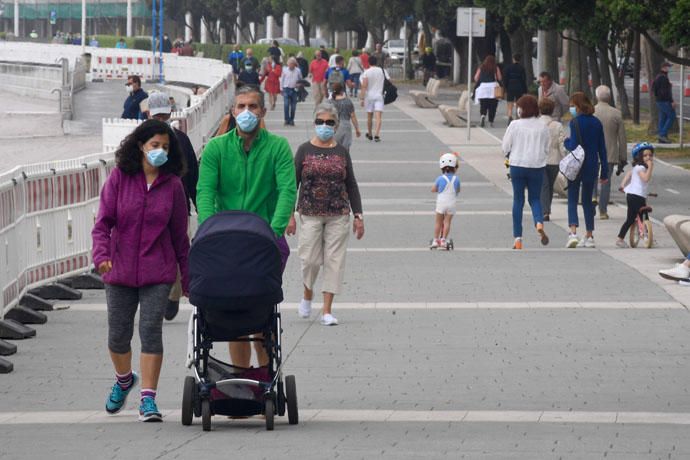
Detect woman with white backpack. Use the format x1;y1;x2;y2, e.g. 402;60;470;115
563;92;609;248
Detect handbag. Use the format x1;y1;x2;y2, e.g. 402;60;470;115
493;85;504;99
381;68;398;105
559;119;585;181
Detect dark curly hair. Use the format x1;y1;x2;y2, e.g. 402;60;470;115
115;119;186;177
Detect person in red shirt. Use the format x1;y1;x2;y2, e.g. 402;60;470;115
309;50;329;107
360;48;370;70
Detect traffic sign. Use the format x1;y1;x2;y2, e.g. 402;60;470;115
456;7;486;37
50;10;57;25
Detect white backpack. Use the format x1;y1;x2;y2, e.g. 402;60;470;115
559;119;585;181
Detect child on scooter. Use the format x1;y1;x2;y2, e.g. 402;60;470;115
431;153;461;250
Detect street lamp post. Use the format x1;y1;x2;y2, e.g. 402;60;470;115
14;0;18;37
81;0;86;54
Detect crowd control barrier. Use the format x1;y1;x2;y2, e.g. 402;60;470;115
0;152;113;317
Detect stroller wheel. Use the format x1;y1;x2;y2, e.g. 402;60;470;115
286;375;299;425
201;399;212;432
181;376;195;426
264;399;275;431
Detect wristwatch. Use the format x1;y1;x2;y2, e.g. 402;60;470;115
354;213;363;221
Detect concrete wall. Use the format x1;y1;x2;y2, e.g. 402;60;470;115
0;61;63;100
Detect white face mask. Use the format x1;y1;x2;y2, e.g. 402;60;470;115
126;84;133;94
517;107;522;118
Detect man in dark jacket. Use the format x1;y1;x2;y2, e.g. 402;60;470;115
121;75;148;119
503;54;528;123
147;91;199;320
652;61;676;143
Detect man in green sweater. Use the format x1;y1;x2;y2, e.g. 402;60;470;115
197;84;297;368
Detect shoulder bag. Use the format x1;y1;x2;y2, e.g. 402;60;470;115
559;118;585;181
381;68;398;104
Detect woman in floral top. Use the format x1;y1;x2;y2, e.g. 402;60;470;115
286;103;364;326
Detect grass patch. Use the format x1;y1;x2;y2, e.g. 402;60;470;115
679;163;690;170
655;147;690;159
624;119;690;144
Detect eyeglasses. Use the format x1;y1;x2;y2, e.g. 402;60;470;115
314;119;336;126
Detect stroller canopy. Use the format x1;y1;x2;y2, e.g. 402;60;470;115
189;211;283;310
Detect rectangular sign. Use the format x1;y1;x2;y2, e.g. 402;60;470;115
456;7;486;37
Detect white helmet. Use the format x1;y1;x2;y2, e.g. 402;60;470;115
439;153;458;169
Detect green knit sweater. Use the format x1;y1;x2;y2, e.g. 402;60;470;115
196;128;297;236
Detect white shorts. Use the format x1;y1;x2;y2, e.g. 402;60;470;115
365;96;384;113
435;204;456;215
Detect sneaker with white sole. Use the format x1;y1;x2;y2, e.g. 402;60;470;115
321;313;339;326
566;234;579;248
430;238;440;249
615;239;628;248
138;396;163;422
578;237;595;248
659;264;690;281
298;299;312;318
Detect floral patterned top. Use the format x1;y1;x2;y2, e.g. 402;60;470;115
294;142;363;216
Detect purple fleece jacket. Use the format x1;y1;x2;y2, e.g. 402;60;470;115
92;167;190;291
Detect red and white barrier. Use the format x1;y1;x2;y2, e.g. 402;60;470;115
0;152;113;316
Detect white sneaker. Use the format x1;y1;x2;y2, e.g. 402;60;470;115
439;238;447;250
578;237;595;248
321;313;339;326
430;238;440;249
659;264;690;281
566;234;579;248
615;239;628;248
298;299;312;318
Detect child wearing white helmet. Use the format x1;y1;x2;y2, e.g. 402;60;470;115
431;153;461;249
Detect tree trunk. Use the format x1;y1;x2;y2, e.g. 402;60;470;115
608;42;631;118
509;26;533;86
564;29;590;98
405;22;417;80
597;41;613;104
500;28;512;65
298;16;310;47
543;30;559;80
642;33;665;135
588;46;601;99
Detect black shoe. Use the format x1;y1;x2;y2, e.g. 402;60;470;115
658;137;672;144
366;133;373;141
374;136;381;142
480;115;486;127
164;300;179;321
543;214;550;222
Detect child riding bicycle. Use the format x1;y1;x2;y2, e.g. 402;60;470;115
615;142;654;248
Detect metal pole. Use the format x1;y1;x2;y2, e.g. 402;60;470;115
13;0;18;37
126;0;132;37
403;21;407;80
467;8;473;141
81;0;86;55
633;31;640;125
151;0;156;80
681;47;685;148
159;0;164;83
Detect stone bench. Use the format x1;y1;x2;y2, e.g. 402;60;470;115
409;78;440;108
664;215;690;256
438;90;471;127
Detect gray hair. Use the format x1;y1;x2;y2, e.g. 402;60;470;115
235;84;265;109
314;102;339;128
287;56;298;66
595;85;611;103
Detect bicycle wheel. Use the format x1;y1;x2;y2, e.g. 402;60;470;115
629;219;640;248
644;220;653;248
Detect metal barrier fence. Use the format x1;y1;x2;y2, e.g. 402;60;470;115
0;152;113;317
0;43;233;319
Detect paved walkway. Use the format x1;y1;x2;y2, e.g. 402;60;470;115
1;87;690;459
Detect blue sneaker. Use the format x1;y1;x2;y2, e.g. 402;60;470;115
138;396;163;422
105;372;139;414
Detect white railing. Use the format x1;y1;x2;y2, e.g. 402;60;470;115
0;42;234;318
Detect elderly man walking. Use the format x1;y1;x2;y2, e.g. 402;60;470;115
537;71;569;122
594;85;627;220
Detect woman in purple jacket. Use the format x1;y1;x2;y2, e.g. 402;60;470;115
92;120;190;422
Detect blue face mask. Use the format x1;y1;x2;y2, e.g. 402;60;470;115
146;148;168;167
315;124;335;141
569;106;577;118
236;109;259;132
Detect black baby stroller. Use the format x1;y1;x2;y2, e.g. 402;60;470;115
181;211;298;431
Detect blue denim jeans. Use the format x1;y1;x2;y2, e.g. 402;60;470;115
567;175;596;232
283;87;298;124
510;166;544;238
656;101;676;138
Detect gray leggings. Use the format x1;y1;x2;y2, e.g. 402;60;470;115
105;283;171;354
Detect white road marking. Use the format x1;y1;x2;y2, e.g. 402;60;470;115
359;182;492;187
666;188;680;194
1;409;689;425
64;301;683;311
355;210;511;215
